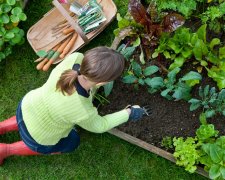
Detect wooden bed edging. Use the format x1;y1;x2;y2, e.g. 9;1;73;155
108;128;209;179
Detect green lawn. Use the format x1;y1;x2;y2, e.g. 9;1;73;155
0;0;207;179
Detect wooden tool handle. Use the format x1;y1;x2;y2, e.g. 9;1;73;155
42;36;72;71
36;44;60;70
63;27;75;35
60;33;78;59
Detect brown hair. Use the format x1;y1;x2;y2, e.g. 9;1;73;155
56;46;125;95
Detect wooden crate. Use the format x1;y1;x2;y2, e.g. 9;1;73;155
27;0;117;64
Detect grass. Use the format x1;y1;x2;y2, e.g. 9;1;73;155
0;0;207;179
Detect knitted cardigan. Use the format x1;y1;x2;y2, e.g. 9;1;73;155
21;53;129;145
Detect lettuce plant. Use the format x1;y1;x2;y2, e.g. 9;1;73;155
173;123;225;179
153;24;225;89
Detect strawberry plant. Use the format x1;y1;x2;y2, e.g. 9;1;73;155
0;0;27;62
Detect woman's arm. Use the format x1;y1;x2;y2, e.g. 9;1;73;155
76;107;130;133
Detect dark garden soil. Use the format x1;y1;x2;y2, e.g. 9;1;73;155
99;77;225;151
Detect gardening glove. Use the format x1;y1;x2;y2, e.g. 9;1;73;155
126;105;151;122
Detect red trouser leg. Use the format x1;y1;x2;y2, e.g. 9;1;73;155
0;141;40;165
0;116;18;135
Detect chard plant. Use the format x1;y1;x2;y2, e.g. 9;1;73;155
112;0;185;60
188;85;225;119
0;0;27;62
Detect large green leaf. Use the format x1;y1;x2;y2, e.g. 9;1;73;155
207;67;225;89
6;0;16;5
181;47;192;58
188;99;201;111
143;65;159;76
172;83;191;100
196;24;207;43
122;75;138;84
209;164;221;180
210;144;223;163
161;89;173;100
103;81;114;97
19;13;27;21
182;71;202;81
10;14;19;23
0;14;9;24
1;4;11;13
144;77;164;89
132;37;141;47
5;31;14;39
11;34;22;44
169;56;185;70
220;166;225;179
167;67;180;84
131;61;142;77
209;38;220;50
11;7;22;15
219;47;225;59
193;39;208;61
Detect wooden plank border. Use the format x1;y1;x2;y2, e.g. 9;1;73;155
108;128;209;179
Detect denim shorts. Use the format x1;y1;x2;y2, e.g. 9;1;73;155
16;100;80;154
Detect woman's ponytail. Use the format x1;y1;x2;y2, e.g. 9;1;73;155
56;69;78;96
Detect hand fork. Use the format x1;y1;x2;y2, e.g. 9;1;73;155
142;105;152;116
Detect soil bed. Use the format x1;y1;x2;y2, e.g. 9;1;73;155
99;79;225;150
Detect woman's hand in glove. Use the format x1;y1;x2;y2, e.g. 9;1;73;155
126;105;146;121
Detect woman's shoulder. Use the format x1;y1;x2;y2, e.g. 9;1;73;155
66;52;84;64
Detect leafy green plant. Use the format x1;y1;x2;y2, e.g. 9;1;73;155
188;85;225;118
161;68;202;101
153;24;225;89
200;136;225;180
0;0;27;62
200;1;225;33
112;0;184;60
147;0;205;18
161;136;173;149
173;137;200;173
173;123;224;179
196;124;219;142
122;60;164;92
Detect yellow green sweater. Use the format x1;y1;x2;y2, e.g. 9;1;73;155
21;52;129;145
